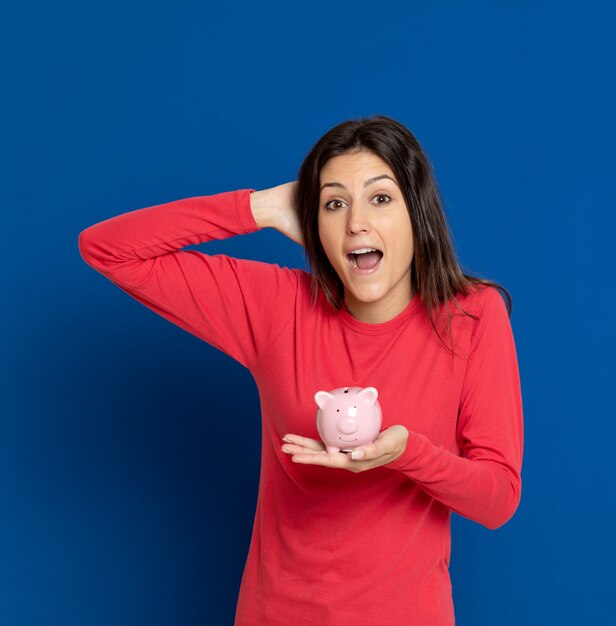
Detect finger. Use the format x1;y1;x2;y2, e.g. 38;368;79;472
350;445;378;461
350;432;394;461
291;451;349;468
282;434;324;451
281;443;327;456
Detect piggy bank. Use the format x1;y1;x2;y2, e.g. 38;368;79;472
314;386;382;453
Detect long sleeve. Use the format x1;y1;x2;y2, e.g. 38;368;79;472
78;188;299;371
387;286;524;530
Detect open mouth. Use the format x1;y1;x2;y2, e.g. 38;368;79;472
346;248;383;271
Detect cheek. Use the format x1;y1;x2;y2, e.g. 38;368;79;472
396;221;414;262
316;217;325;248
317;223;337;260
401;227;414;256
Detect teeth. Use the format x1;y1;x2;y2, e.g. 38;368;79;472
350;247;377;254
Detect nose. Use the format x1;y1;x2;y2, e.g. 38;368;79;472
346;202;371;235
337;416;358;434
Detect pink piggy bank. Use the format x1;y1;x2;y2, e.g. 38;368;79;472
314;386;382;453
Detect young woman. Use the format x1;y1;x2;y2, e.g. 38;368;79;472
79;115;524;625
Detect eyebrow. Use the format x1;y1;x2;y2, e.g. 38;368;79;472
320;174;399;192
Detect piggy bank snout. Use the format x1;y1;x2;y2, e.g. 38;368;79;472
337;415;358;434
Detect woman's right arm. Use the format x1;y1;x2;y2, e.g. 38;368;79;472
78;185;301;370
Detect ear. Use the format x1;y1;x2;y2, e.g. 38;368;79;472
314;391;333;409
359;386;378;406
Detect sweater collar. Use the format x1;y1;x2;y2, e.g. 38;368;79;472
338;293;421;335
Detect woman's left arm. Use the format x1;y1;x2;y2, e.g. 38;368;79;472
282;287;524;530
386;286;524;530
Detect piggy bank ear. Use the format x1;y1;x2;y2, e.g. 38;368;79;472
314;391;333;409
359;386;378;406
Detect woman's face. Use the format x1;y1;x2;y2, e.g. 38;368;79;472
318;150;415;323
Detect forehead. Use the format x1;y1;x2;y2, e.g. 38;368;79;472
319;150;394;185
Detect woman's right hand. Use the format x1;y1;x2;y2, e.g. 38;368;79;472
250;182;304;246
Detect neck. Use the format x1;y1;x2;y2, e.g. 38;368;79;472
343;286;416;324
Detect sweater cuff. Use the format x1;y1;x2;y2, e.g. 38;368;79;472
235;188;260;235
387;429;432;473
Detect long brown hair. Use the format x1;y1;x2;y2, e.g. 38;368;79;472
295;114;513;357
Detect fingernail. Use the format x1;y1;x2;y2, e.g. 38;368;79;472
282;435;292;443
351;449;364;460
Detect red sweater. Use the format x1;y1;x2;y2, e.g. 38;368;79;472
78;188;524;626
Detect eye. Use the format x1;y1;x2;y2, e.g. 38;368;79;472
324;199;345;211
372;194;391;205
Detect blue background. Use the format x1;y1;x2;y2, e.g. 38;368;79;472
2;1;614;624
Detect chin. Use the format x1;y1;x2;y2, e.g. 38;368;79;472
348;288;386;304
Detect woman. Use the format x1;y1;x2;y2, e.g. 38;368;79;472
79;114;524;625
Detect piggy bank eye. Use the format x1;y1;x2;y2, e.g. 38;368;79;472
336;409;340;412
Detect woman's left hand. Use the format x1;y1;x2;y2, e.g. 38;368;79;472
281;425;409;473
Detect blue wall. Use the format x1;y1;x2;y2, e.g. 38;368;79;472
1;1;614;624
